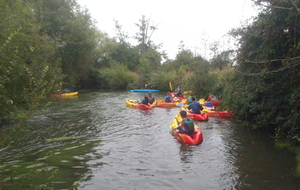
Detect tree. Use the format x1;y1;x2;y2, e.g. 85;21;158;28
0;0;63;145
114;19;129;44
134;15;160;53
210;50;234;70
225;0;300;141
33;0;98;88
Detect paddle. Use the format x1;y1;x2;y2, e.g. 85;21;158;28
201;109;208;113
169;82;173;91
169;113;182;128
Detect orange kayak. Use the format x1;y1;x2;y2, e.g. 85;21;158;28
155;101;177;107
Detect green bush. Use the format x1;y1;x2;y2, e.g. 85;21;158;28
99;63;138;90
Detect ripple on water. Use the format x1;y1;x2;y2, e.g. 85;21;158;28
1;91;300;190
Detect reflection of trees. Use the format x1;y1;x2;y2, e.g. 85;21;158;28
0;139;102;190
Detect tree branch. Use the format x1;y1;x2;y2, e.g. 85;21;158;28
289;0;300;14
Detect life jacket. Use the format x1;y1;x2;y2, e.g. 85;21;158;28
187;96;193;105
181;118;194;134
148;97;153;104
212;96;217;101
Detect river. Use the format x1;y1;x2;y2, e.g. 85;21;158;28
0;91;299;190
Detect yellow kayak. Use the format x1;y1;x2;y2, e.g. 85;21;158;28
169;113;183;129
125;99;153;109
61;92;78;97
50;92;78;97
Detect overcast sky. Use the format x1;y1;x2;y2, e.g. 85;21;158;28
77;0;258;60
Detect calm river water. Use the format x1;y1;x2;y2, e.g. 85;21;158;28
0;91;299;190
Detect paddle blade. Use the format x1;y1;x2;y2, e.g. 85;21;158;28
169;82;172;91
169;114;182;128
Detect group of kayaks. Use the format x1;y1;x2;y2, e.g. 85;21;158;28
125;99;180;109
126;96;233;119
126;92;233;146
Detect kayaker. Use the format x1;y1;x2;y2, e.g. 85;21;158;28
188;96;203;114
148;92;156;104
174;110;194;137
207;93;217;102
165;92;172;102
175;86;183;97
141;96;149;105
212;95;218;102
59;88;71;94
187;94;194;106
144;83;152;89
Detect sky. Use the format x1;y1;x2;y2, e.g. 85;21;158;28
76;0;258;60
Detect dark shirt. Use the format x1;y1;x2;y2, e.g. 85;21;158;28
188;102;203;114
165;95;171;102
142;99;149;105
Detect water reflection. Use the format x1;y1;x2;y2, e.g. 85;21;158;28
178;143;194;163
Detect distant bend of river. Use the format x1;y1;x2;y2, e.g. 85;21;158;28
0;90;299;190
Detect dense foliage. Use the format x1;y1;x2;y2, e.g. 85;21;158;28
0;0;63;124
224;0;300;141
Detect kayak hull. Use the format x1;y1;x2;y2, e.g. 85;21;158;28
50;92;78;97
125;99;153;109
130;89;160;92
169;114;203;145
155;102;177;107
173;126;203;145
207;110;233;118
212;100;221;107
186;112;209;121
169;92;186;99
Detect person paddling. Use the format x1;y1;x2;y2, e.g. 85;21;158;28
140;96;149;105
165;92;172;102
188;96;203;114
148;92;156;104
174;110;195;137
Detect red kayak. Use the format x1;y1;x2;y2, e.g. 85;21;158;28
169;92;186;100
212;100;221;107
126;99;153;110
136;104;153;110
186;112;209;121
172;125;203;145
207;110;233;118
